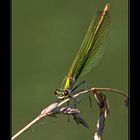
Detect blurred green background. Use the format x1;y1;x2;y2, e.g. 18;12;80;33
12;0;128;140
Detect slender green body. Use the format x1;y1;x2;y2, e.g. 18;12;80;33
55;4;111;99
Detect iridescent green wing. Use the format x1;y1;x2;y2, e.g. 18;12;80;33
80;10;111;77
63;4;111;90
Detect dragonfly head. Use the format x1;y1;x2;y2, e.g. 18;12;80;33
54;89;70;99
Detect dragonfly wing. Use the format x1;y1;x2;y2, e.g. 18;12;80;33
80;11;111;76
63;4;111;90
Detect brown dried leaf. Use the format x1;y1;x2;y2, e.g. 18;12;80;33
94;92;109;118
72;114;89;128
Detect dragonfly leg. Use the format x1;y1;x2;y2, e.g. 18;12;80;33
69;96;81;109
81;81;92;108
67;101;70;122
88;94;92;108
71;80;92;108
70;80;87;93
71;81;87;106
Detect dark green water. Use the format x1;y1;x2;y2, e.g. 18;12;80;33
12;0;128;140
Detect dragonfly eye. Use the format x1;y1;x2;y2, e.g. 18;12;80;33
54;91;57;95
64;90;69;96
54;90;59;95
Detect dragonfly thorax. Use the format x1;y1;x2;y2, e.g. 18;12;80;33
54;89;70;99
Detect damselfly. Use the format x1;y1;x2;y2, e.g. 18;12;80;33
54;4;111;100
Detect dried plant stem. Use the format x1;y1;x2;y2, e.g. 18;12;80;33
12;105;56;140
12;116;40;140
12;91;86;140
92;88;128;98
12;87;127;140
94;112;106;140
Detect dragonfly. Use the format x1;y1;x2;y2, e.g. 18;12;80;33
54;4;111;100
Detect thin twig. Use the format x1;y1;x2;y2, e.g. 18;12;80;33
12;116;41;140
12;103;58;140
12;87;127;140
12;90;88;140
92;87;128;98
